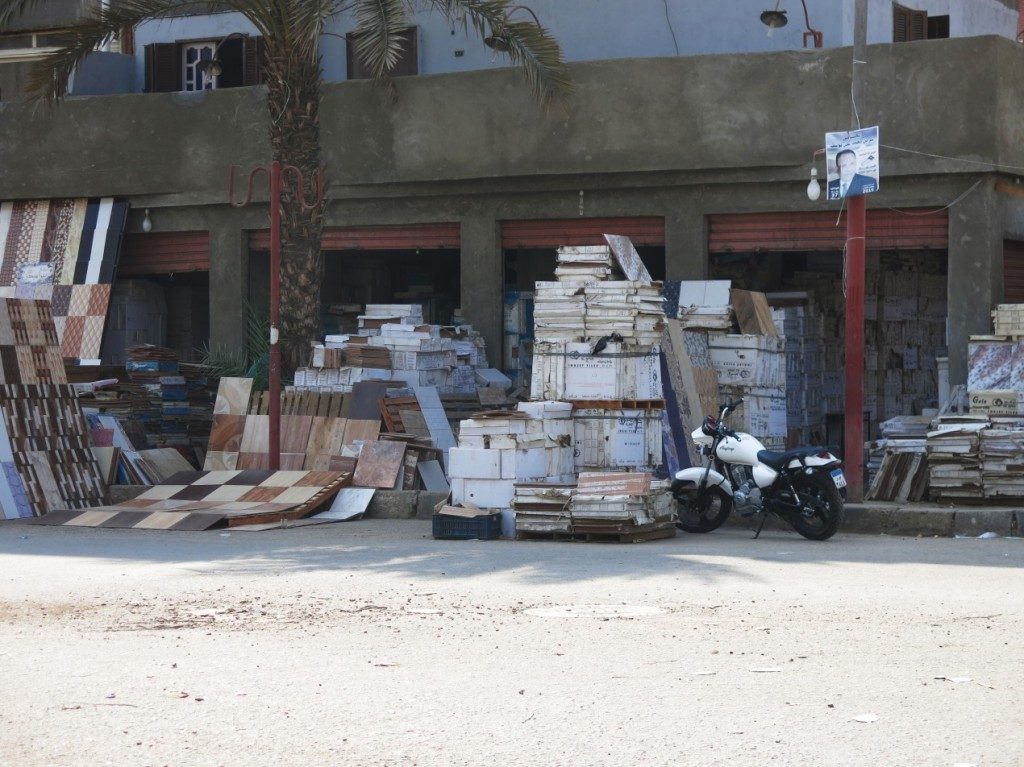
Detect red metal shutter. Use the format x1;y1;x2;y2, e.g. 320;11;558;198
144;43;180;93
501;217;665;248
119;231;210;275
249;222;460;251
1004;240;1024;303
707;210;948;253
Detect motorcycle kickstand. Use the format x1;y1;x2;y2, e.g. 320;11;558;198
752;512;769;539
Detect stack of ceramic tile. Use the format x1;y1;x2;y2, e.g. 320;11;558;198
357;304;424;332
991;305;1024;337
449;402;575;507
708;334;787;452
502;290;534;387
552;245;615;283
865;416;932;501
980;425;1024;499
676;280;734;331
566;472;674;538
511;481;574;534
927;418;987;503
772;304;825;443
528;237;664;474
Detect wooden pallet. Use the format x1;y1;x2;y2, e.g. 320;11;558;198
379;396;421;433
517;525;675;544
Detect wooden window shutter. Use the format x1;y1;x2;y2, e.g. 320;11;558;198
346;27;418;79
242;35;266;86
893;5;909;42
910;9;928;40
144;42;180;92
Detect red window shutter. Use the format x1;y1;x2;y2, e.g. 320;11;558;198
242;35;266;86
346;27;418;79
144;42;180;92
120;231;210;275
501;218;665;248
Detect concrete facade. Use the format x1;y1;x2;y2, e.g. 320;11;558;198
0;35;1022;386
128;0;1020;86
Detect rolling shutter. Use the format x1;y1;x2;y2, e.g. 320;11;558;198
144;42;180;92
501;217;665;248
119;231;210;275
1005;240;1024;303
708;210;948;253
249;222;460;251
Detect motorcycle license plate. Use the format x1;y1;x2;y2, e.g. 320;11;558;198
831;468;847;489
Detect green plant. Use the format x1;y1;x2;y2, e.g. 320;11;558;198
198;301;273;389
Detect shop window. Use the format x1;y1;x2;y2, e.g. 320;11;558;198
893;4;928;42
346;27;418;79
144;35;265;93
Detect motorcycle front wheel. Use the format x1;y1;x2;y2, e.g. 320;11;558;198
790;474;843;541
674;484;733;533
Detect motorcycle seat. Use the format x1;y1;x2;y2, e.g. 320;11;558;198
757;447;822;470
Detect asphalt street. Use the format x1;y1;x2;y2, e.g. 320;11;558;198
0;521;1020;766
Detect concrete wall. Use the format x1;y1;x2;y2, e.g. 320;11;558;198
129;0;1019;88
1;36;1022;381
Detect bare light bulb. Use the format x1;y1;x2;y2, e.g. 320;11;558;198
141;209;152;233
806;168;821;201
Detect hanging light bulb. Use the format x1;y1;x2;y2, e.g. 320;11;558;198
141;209;153;233
806;167;821;201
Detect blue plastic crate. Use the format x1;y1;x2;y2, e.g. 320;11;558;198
432;511;501;540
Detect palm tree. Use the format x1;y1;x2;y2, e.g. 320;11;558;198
0;0;570;373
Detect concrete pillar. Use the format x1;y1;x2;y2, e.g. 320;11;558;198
208;213;248;353
459;213;503;369
665;202;706;280
947;178;1002;386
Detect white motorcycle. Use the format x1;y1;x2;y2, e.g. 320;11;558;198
672;400;845;540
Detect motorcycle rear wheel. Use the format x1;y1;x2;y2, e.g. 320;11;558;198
790;474;843;541
674;485;733;533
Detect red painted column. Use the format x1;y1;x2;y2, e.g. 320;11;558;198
268;160;282;472
844;194;867;501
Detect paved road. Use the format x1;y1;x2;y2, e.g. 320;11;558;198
0;521;1021;766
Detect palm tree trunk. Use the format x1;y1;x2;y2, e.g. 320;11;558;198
263;50;325;376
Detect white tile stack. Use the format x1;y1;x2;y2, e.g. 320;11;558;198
529;242;665;474
677;280;733;331
449;402;575;534
708;333;787;451
927;418;987;503
293;304;490;394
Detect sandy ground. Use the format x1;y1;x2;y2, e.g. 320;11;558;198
0;520;1021;767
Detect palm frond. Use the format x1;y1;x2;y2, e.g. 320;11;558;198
427;0;571;106
0;0;46;32
351;0;410;90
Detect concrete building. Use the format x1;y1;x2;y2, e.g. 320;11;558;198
1;2;1024;441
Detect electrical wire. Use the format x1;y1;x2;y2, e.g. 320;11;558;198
882;144;1024;175
661;0;680;55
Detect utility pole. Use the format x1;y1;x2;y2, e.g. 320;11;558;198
844;0;868;501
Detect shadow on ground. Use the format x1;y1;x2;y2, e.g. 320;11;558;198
0;518;1021;586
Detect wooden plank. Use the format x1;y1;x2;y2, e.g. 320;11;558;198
731;289;778;336
577;472;652;495
352;440;407;489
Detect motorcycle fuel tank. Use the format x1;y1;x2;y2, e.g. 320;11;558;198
714;433;766;467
